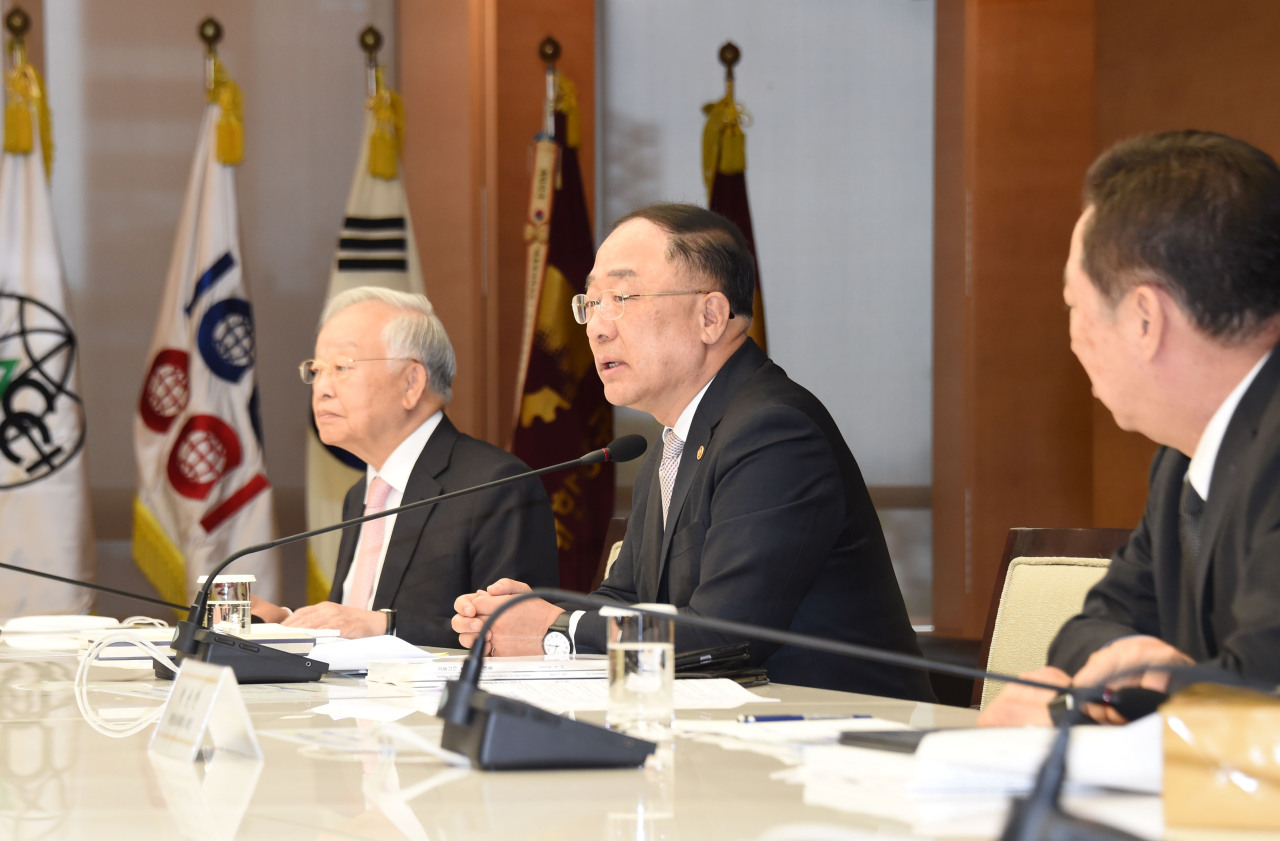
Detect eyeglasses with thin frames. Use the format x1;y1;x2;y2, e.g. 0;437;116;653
298;356;415;384
570;289;713;325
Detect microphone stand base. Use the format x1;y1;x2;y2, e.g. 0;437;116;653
158;627;328;684
440;686;656;770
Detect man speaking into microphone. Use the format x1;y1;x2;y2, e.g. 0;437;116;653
253;287;557;646
453;204;933;702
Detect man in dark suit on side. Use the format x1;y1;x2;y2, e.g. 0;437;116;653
451;203;934;701
982;131;1280;726
252;287;558;646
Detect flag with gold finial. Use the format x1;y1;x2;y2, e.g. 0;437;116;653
702;44;766;352
133;52;279;609
0;21;96;618
304;60;424;603
512;66;613;593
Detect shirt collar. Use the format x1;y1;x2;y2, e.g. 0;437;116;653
1187;352;1270;500
667;377;715;443
366;410;443;500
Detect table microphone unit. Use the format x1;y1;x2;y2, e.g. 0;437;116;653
436;589;1169;776
165;435;649;685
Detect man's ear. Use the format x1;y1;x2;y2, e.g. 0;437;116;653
402;361;428;409
1131;284;1166;361
699;291;733;344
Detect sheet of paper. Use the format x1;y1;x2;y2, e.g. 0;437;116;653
675;715;908;745
481;676;776;714
310;635;436;672
913;713;1162;794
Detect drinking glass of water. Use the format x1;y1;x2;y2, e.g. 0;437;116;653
600;603;677;740
195;574;255;635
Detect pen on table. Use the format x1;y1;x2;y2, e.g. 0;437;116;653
736;714;872;723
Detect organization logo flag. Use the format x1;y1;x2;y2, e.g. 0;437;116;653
132;56;278;607
305;63;423;603
0;37;95;617
512;70;614;592
703;46;767;351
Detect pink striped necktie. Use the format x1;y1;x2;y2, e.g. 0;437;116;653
345;476;393;609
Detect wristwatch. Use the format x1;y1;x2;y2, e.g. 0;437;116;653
378;608;397;637
542;611;573;656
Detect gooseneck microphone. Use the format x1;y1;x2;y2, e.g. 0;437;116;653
166;435;649;684
435;589;1163;775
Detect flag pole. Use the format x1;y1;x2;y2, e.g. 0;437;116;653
360;26;382;98
538;37;559;140
5;7;30;64
198;18;222;91
719;40;739;99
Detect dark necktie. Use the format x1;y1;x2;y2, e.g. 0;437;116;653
1179;477;1205;569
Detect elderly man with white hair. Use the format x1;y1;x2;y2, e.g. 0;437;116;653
253;287;558;646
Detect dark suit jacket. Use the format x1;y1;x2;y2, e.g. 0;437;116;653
329;415;558;647
575;340;935;701
1050;344;1280;685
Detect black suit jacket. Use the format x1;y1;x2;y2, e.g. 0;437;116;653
1050;344;1280;685
575;340;934;701
329;415;558;647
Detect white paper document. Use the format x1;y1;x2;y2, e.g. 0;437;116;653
366;653;608;685
310;634;433;672
786;716;1166;840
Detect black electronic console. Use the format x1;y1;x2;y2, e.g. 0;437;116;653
156;626;329;683
441;685;657;771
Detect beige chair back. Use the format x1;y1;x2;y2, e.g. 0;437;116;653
979;555;1110;709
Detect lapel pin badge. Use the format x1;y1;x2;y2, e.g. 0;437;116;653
697;445;705;460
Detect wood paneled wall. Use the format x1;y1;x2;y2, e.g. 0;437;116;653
397;0;594;446
933;0;1097;638
935;0;1280;638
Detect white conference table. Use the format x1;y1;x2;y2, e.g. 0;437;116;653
0;644;1268;841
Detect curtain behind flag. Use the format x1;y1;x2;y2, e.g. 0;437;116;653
133;58;278;607
703;79;767;352
0;42;94;618
305;65;423;603
512;74;613;592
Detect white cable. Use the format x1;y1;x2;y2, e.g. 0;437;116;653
74;630;177;738
120;615;169;629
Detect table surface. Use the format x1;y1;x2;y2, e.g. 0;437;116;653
0;643;1269;841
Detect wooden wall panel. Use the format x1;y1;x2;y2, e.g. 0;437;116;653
1091;0;1280;528
933;0;1096;638
398;0;594;446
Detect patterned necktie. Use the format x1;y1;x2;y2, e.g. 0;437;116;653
1179;477;1205;569
659;429;685;526
346;476;393;609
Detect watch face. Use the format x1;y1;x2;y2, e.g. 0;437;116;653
542;631;571;657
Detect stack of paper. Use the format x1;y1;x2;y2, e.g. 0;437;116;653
81;623;336;660
366;654;609;687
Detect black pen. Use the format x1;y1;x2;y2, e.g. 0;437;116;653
737;714;872;723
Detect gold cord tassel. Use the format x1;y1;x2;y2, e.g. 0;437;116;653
554;75;581;150
367;66;403;180
4;48;55;178
701;89;746;199
207;57;244;166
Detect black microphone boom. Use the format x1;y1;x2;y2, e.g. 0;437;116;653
165;436;648;684
0;561;188;612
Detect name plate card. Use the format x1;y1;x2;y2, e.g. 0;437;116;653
148;659;262;761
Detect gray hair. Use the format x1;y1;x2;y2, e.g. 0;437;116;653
320;286;456;403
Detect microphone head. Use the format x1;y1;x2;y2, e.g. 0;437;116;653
602;434;647;464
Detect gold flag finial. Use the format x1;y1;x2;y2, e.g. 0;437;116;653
5;6;55;177
702;41;747;197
